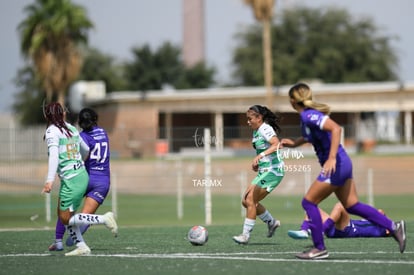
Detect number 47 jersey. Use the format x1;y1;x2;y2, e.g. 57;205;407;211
80;126;110;177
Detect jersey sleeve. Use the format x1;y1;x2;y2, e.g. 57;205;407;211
302;110;329;130
45;126;59;148
79;135;90;160
319;115;329;129
258;123;276;142
46;139;59;182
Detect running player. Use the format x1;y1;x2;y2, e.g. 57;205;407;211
232;105;285;244
43;103;117;256
281;83;406;259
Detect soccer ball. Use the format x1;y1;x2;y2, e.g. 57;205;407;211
187;225;208;246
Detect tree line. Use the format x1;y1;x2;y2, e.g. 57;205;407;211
14;0;398;125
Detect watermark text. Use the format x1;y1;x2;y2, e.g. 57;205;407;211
193;128;222;148
192;178;223;187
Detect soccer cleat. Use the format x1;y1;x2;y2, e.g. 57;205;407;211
232;234;249;244
267;219;281;238
48;241;63;251
288;230;310;240
65;243;91;256
392;220;406;253
104;212;118;237
295;247;329;260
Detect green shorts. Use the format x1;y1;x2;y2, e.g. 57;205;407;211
252;170;284;193
58;169;89;212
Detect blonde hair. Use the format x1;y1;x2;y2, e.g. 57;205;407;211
288;83;331;115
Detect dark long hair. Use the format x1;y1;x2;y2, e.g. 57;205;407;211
43;102;72;139
248;105;282;135
78;108;98;131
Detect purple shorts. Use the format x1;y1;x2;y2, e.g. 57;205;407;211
317;154;353;186
85;175;110;205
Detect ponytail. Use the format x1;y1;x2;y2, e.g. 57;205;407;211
78;108;98;131
289;83;331;115
248;105;282;135
43;102;73;139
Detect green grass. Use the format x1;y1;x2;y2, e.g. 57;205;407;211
0;193;413;228
0;224;413;275
1;193;413;274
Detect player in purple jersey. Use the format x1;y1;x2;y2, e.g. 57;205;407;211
48;108;113;251
281;83;405;259
288;202;390;239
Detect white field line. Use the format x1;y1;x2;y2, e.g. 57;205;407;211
1;252;414;265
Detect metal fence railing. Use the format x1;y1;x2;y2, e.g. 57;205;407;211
0;124;412;195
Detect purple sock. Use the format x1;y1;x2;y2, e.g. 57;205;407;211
300;220;310;231
55;218;66;240
346;202;394;231
302;198;325;250
81;224;90;234
323;218;335;233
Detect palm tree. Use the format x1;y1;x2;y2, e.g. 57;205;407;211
244;0;275;108
18;0;93;106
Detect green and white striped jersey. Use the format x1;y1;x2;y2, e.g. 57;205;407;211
252;122;284;171
45;123;84;180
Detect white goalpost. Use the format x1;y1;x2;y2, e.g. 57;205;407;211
111;172;118;218
176;158;183;220
367;168;374;206
45;192;51;222
204;128;212;225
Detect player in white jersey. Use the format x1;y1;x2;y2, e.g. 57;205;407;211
48;107;113;251
233;105;285;244
41;102;118;256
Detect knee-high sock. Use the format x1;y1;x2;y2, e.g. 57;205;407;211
242;218;255;237
55;218;66;240
302;198;325;250
300;220;310;231
346;202;394;231
258;210;274;225
56;218;89;241
300;218;332;234
66;225;84;245
323;218;335;233
69;213;106;226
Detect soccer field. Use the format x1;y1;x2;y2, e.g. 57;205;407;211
0;194;413;274
0;225;412;275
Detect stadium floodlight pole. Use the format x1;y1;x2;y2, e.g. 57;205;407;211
204;128;212;225
244;0;275;108
263;16;273;108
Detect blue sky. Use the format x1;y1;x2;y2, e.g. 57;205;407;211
1;0;413;113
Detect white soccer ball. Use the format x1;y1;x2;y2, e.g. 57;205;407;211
187;225;208;246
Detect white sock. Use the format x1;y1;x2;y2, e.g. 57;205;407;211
258;210;274;225
66;225;84;245
242;218;256;237
69;213;106;227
